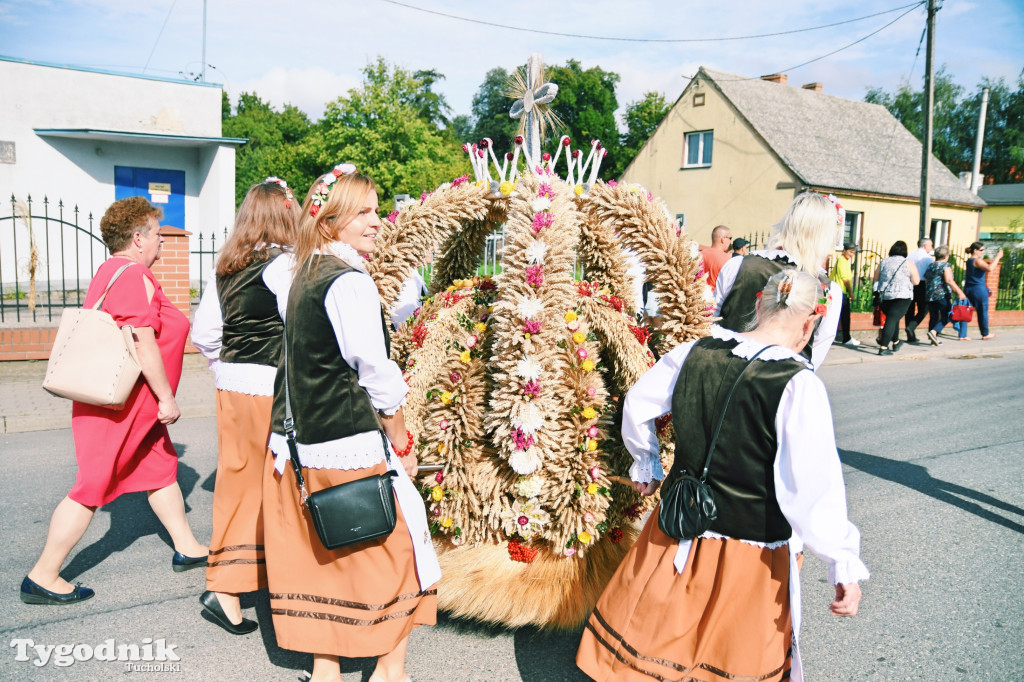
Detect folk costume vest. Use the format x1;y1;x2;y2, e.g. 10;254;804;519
217;248;284;368
668;336;805;544
719;253;828;362
271;255;391;445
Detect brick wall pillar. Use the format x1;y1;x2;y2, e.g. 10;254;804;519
984;260;1001;308
150;226;192;319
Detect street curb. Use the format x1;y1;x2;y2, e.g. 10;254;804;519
823;343;1024;366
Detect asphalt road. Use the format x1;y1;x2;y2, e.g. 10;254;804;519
1;350;1022;681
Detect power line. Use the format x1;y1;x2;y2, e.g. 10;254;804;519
378;0;925;43
143;0;178;73
704;2;923;82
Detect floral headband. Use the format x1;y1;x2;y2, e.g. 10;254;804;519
771;273;831;316
264;177;294;209
827;193;846;226
309;163;357;217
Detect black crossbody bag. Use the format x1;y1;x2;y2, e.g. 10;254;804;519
281;333;398;551
658;345;773;540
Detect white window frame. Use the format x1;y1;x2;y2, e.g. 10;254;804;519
929;219;950;247
838;211;862;250
683;130;713;168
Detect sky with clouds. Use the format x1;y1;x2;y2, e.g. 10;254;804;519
1;0;1021;125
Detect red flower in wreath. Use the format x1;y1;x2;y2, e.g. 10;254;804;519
411;323;429;348
814;303;827;316
508;540;538;563
309;204;320;217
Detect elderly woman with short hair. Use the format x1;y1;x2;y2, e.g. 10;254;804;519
21;196;207;606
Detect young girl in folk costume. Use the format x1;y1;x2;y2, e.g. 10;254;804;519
714;192;844;370
191;178;299;633
263;164;439;682
578;270;867;682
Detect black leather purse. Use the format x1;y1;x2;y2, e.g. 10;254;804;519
282;334;398;551
658;345;772;541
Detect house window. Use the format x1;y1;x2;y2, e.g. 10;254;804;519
928;219;950;246
839;211;862;249
683;131;713;168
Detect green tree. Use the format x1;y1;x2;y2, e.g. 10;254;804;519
865;66;966;172
953;76;1024;184
620;91;671;168
468;61;623;178
310;58;470;202
222;92;312;206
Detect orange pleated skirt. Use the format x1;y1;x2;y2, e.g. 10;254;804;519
205;390;270;594
577;505;793;682
262;454;437;657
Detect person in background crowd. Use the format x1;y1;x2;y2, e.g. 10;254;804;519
700;225;733;290
963;241;1003;341
264;164;439;682
873;240;920;356
191;178;299;634
21;197;207;605
923;246;965;346
731;237;750;257
830;242;859;346
577;269;867;682
904;238;934;343
715;191;843;371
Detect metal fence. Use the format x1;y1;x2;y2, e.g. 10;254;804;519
0;194;109;323
191;227;227;301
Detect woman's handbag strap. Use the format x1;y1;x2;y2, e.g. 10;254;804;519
91;263;135;311
698;344;775;482
280;329;392;504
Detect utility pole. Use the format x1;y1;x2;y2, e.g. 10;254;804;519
970;88;990;193
201;0;207;83
918;0;937;241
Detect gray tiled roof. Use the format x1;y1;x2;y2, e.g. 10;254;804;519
978;184;1024;205
700;67;985;207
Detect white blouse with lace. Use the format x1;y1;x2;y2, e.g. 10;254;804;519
191;251;295;396
268;241;409;474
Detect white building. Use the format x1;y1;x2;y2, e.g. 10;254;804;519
0;55;242;303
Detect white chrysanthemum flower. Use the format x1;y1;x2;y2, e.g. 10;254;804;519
517;296;544;318
530;197;552;213
689;241;700;260
702;284;715;302
512;403;544;434
509;450;541;475
515;475;544;499
516;356;542;381
525;240;548;264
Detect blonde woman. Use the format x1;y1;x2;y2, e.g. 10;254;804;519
578;269;867;682
714;192;843;370
263;164;439;682
191;179;299;633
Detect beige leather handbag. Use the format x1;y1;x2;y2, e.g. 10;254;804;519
43;264;142;409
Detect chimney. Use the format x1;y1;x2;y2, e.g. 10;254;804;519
801;82;823;93
761;74;788;85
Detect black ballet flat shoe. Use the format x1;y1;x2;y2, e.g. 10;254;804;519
199;591;258;635
20;576;95;605
171;551;208;572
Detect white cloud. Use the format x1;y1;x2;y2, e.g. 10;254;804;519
229;67;360;119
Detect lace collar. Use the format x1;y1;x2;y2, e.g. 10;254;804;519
709;326;813;368
319;241;368;272
750;248;797;264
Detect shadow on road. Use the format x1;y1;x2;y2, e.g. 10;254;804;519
840;449;1024;534
61;450;202;582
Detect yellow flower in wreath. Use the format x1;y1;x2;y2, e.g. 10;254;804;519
441;517;454;528
564;311;578;323
582;407;597;419
474;322;487;333
499;181;514;196
431;486;444;501
437;443;447;455
460;350;472;363
578;531;593;543
586;483;599;495
572;331;586;344
587;439;599;451
440;391;454;405
581;359;595;372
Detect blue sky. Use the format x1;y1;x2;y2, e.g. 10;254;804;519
1;0;1021;122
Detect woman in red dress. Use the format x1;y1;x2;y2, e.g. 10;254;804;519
21;196;208;605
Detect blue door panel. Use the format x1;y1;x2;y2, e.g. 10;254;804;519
114;166;186;229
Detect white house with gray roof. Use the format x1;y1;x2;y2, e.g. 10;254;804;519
621;66;985;253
